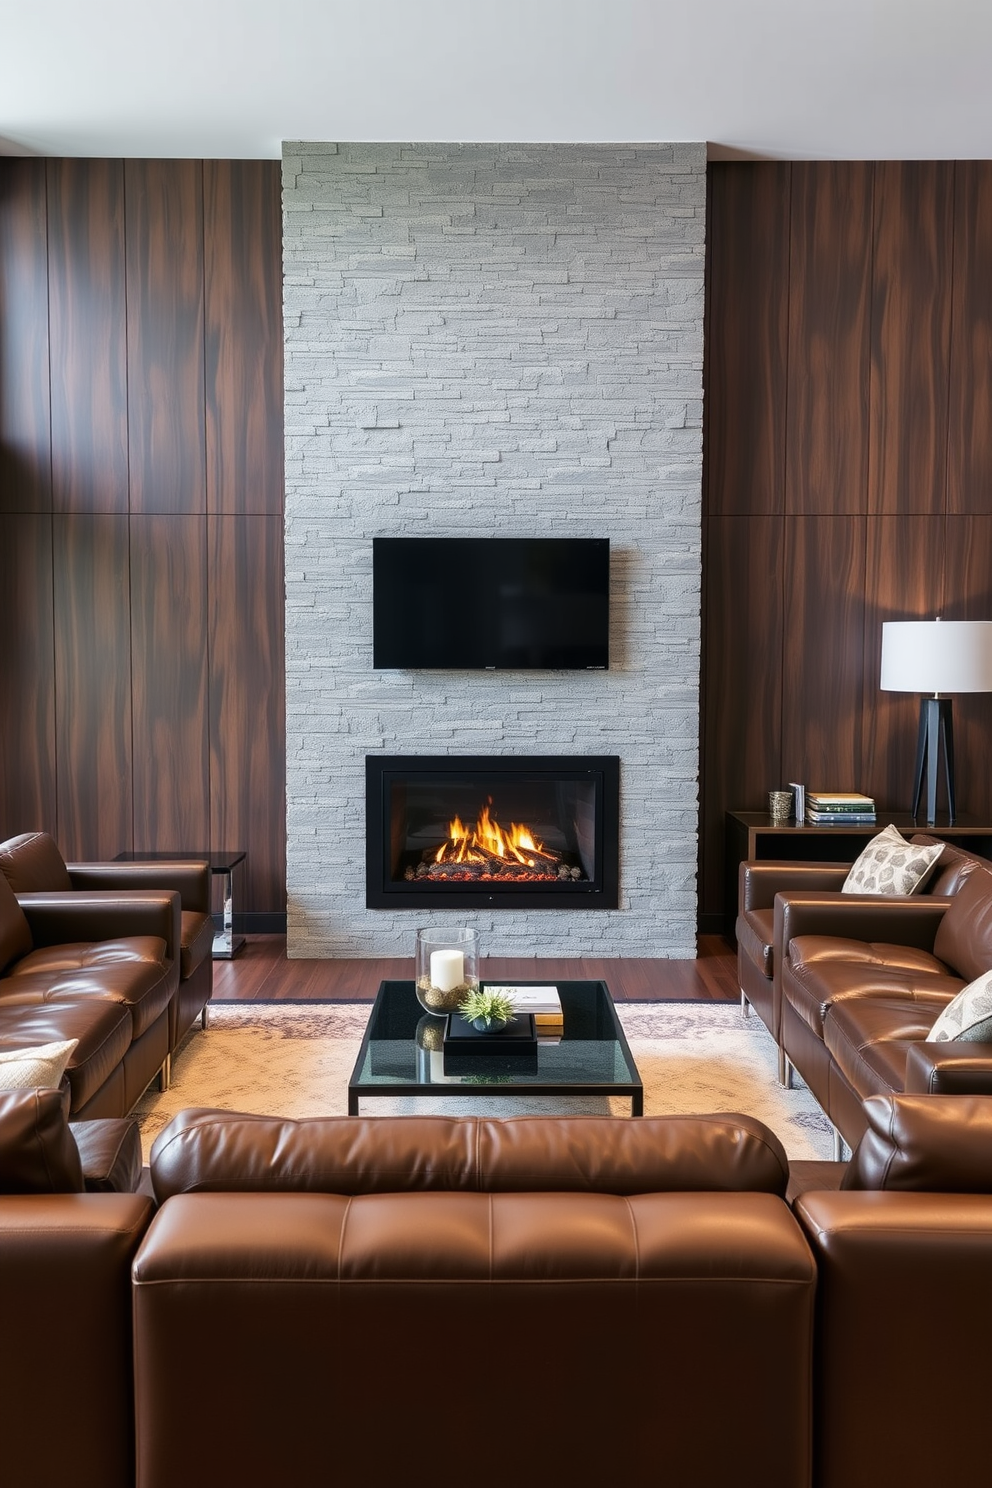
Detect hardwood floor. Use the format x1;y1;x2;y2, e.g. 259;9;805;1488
211;934;740;1003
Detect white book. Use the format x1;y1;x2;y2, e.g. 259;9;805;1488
485;984;563;1017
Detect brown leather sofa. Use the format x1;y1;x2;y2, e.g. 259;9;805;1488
736;834;985;1073
6;1094;992;1488
0;832;213;1061
0;866;179;1116
742;837;992;1148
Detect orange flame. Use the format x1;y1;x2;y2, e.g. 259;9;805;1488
435;798;553;868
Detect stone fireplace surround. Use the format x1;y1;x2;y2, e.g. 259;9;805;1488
284;142;705;959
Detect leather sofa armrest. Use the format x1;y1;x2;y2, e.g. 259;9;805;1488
775;892;951;954
70;1118;144;1194
68;860;211;916
739;860;850;914
17;889;181;963
904;1040;992;1095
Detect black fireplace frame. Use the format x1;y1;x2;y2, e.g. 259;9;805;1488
366;754;620;910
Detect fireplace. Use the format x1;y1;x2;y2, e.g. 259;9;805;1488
366;755;620;909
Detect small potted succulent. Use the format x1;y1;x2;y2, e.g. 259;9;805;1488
458;987;517;1033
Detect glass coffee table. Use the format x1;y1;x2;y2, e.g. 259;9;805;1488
347;979;643;1116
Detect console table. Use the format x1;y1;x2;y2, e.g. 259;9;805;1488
725;811;992;938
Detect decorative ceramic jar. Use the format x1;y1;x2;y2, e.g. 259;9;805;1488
414;927;480;1014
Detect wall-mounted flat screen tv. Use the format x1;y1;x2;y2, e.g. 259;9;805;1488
373;537;610;670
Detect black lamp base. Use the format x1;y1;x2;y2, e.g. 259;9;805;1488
911;696;956;826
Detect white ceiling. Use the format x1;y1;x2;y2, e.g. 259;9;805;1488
2;0;992;161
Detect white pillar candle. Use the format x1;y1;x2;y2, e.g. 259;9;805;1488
430;948;464;991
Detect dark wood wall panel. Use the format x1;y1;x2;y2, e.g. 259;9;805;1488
0;515;56;833
130;516;209;852
209;516;286;910
700;517;784;916
860;516;943;811
704;164;791;517
125;160;206;516
943;517;992;824
47;159;129;514
0;157;285;920
782;518;866;790
947;163;992;515
53;515;133;858
785;162;872;515
702;160;992;931
868;162;954;516
204;160;284;515
0;160;51;513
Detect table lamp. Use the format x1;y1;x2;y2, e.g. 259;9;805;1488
880;619;992;825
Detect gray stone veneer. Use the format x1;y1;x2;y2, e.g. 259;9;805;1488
284;142;705;958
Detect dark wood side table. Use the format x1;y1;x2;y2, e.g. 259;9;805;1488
724;812;992;939
114;850;247;958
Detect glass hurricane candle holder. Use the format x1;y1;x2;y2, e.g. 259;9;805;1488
414;927;480;1014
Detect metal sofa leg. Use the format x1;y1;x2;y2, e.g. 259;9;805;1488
833;1127;847;1162
201;1002;210;1031
740;988;750;1018
159;1053;172;1092
778;1047;793;1087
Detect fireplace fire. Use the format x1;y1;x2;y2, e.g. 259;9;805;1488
366;755;620;909
410;798;586;885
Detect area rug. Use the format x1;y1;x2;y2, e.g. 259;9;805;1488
134;1001;835;1161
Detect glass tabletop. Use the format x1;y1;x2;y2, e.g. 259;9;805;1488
348;979;643;1114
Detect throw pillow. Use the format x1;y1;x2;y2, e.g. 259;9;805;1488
0;1038;78;1092
842;823;944;895
928;970;992;1043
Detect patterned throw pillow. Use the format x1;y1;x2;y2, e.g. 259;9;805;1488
0;1038;78;1092
842;823;944;895
928;971;992;1043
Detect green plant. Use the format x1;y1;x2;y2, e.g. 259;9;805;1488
458;987;517;1030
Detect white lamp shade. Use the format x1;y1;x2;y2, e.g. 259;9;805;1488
880;620;992;694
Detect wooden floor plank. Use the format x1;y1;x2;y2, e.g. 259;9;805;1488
211;936;739;1004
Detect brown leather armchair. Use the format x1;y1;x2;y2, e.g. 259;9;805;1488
0;832;212;1065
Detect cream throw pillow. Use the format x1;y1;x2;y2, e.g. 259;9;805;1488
0;1038;78;1091
842;823;944;895
928;971;992;1043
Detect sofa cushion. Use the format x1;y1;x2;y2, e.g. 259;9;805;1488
927;968;992;1043
0;1037;78;1092
843;1093;992;1191
842;824;944;895
0;873;32;977
0;1086;84;1193
0;998;132;1113
6;944;174;1040
932;864;992;982
0;831;72;894
783;952;957;1039
824;995;957;1101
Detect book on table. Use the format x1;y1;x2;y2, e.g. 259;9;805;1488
806;811;877;825
483;984;564;1031
806;792;876;812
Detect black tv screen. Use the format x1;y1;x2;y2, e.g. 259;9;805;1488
373;537;610;670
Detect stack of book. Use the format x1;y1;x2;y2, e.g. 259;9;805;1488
485;985;564;1038
805;792;877;825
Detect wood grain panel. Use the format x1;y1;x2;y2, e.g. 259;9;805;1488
208;516;286;912
868;162;954;516
861;516;944;813
204;161;284;516
47;159;129;514
786;162;873;515
941;517;992;823
53;515;132;857
125;160;206;515
0;515;56;835
947;163;992;515
699;516;783;922
782;518;867;793
704;164;791;517
129;516;209;852
0;160;51;513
